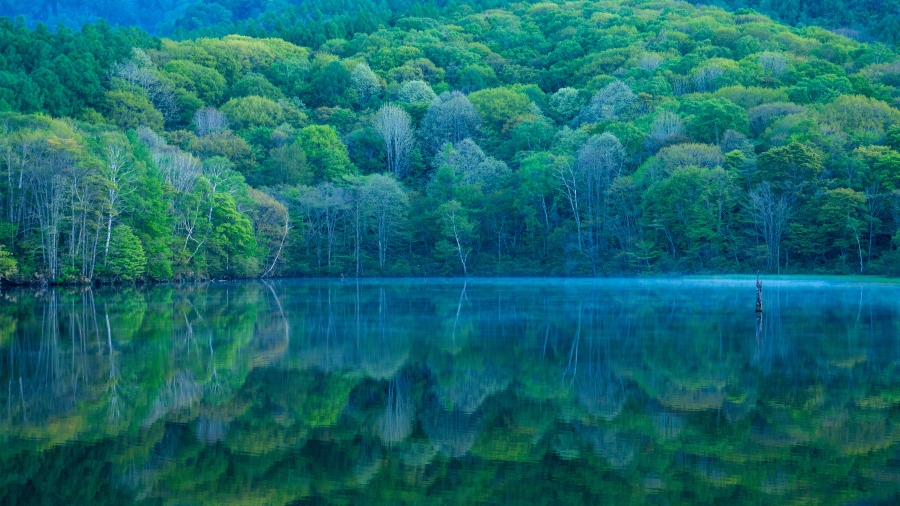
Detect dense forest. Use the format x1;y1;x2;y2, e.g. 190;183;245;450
7;0;900;45
688;0;900;44
3;0;900;282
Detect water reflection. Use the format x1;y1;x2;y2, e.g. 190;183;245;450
2;278;900;504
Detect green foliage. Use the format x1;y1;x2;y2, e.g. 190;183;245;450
207;193;259;277
309;60;351;107
3;0;900;281
164;59;228;105
0;245;17;281
264;139;312;186
227;74;283;101
788;74;853;104
644;166;735;264
104;90;164;131
220;95;283;130
298;125;356;182
106;224;147;282
468;87;533;133
680;97;748;144
756;141;824;190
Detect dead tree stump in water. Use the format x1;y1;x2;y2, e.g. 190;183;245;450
755;272;763;313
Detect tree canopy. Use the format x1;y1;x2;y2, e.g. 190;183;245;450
3;0;900;282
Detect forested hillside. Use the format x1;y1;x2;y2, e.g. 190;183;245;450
690;0;900;44
2;0;900;283
688;0;900;44
8;0;900;45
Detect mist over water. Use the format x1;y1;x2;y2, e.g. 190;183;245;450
2;278;900;504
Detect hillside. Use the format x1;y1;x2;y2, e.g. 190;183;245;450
2;0;900;282
8;0;900;45
687;0;900;44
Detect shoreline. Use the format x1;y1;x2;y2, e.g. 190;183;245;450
5;272;900;291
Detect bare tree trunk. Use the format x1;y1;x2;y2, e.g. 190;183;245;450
556;163;582;252
441;204;471;276
104;213;113;265
262;214;290;278
855;230;864;273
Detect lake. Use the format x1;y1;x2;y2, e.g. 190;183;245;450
2;278;900;505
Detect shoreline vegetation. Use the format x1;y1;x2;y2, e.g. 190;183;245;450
3;0;900;286
5;274;900;291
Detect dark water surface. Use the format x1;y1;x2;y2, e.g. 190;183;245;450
2;278;900;505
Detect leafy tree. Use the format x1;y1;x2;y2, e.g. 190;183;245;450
576;80;635;125
104;90;164;131
363;173;409;268
3;0;900;279
548;87;583;124
164;59;228;105
681;97;748;144
220;95;284;130
105;224;147;282
788;75;853;104
468;88;533;133
350;62;382;109
420;91;482;153
227;74;283;101
644;166;734;265
265;139;312;186
756;141;824;192
299;125;356;181
399;80;437;107
0;245;17;281
207;193;259;277
310;60;351;107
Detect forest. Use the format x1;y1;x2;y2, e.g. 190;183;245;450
3;0;900;282
7;0;900;45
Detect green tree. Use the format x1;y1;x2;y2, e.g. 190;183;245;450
220;95;284;130
163;59;228;105
106;225;147;282
681;97;748;144
265;140;312;186
0;245;18;281
104;90;164;131
207;193;259;278
227;74;284;101
299;125;356;182
468;88;533;133
350;62;382;109
643;166;734;266
756;141;824;192
309;60;351;107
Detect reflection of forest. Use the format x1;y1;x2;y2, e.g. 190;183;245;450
2;279;900;505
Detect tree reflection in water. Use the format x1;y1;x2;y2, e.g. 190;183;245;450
1;279;900;505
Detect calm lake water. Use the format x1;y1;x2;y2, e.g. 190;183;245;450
2;278;900;505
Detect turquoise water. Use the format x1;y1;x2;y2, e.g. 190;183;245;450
2;278;900;505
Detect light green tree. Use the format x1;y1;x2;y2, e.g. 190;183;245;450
299;125;356;182
106;225;147;282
